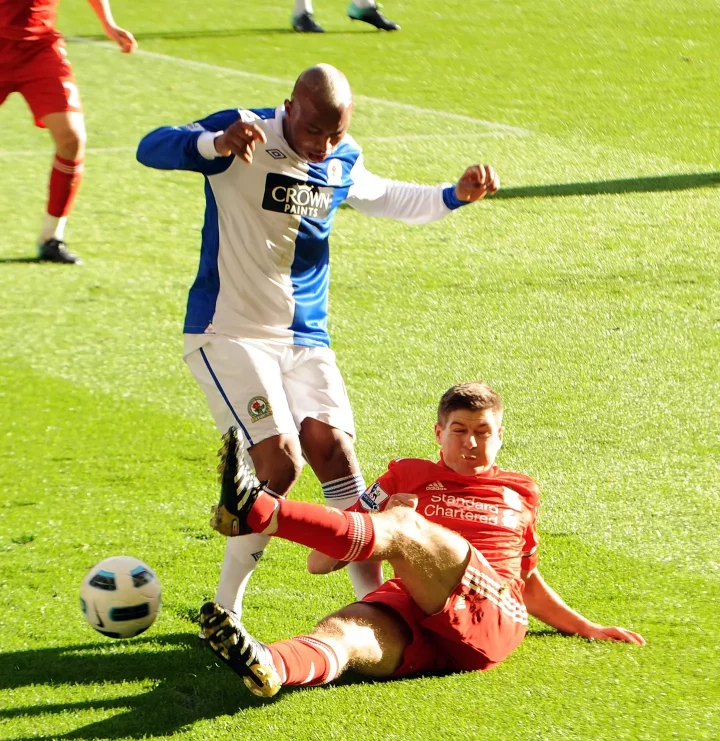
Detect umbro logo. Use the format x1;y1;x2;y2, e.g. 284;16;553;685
426;481;446;491
266;148;286;160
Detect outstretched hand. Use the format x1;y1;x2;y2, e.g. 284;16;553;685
585;624;646;645
105;25;137;54
455;164;500;203
214;120;268;164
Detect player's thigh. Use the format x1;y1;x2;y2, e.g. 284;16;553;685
284;346;356;437
16;40;83;128
378;508;472;615
313;602;410;677
421;547;528;669
184;337;297;446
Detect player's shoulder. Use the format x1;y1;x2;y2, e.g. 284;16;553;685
333;133;363;160
245;106;280;122
357;458;440;512
191;108;244;132
493;467;541;506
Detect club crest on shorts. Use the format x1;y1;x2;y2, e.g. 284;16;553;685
248;396;272;422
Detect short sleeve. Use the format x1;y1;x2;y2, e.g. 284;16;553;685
353;469;397;513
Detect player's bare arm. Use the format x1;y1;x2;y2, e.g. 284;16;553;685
87;0;137;53
454;164;500;203
521;568;646;645
214;121;268;164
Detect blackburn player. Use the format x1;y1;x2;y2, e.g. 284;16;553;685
0;0;136;263
292;1;400;33
201;383;645;698
136;64;500;615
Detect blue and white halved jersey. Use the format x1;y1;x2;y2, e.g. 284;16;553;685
137;106;468;347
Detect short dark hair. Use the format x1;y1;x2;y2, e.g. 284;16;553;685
437;382;503;425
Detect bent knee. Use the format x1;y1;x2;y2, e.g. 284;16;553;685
53;126;86;158
251;437;304;495
313;604;409;674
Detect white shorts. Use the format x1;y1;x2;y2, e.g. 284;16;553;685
184;335;356;447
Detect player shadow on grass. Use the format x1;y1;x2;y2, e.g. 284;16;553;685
1;629;572;739
0;257;43;263
0;632;266;739
72;26;361;43
494;171;719;200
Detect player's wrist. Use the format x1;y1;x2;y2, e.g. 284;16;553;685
443;185;470;210
197;131;225;160
575;620;603;639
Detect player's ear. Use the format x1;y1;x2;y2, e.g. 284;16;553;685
498;426;504;443
284;98;294;119
434;423;443;444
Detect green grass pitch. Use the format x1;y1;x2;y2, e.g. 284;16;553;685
0;0;718;738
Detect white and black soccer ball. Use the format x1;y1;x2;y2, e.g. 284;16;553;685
80;556;161;639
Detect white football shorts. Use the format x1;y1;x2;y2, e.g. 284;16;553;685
184;335;356;447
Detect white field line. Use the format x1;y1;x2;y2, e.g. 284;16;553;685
0;133;507;158
68;37;533;137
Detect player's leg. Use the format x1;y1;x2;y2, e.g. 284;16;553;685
288;347;383;597
373;504;471;614
20;39;85;263
291;0;325;32
214;426;470;616
200;600;409;697
347;0;400;31
185;337;305;617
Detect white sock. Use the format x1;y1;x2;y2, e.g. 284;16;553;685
322;474;384;598
322;473;367;510
213;532;271;617
352;0;377;8
294;0;312;15
39;214;66;243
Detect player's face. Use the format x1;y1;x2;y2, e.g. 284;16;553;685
435;409;504;476
284;97;352;163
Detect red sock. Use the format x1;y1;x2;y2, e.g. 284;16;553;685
248;493;375;561
269;636;341;686
47;155;84;217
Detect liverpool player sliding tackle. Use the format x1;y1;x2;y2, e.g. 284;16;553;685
201;382;645;697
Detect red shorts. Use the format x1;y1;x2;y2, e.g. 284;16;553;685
362;547;528;677
0;37;82;127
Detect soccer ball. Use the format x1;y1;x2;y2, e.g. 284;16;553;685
80;556;161;639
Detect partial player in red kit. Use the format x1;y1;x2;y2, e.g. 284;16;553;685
200;382;645;697
0;0;136;263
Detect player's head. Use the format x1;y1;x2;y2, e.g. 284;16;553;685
435;383;504;475
284;64;353;163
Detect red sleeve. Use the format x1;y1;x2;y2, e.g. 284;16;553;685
349;467;397;513
520;502;540;573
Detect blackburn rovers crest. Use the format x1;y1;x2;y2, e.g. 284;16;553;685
248;396;272;422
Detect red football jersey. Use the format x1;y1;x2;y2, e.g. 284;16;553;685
356;458;540;583
0;0;61;41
